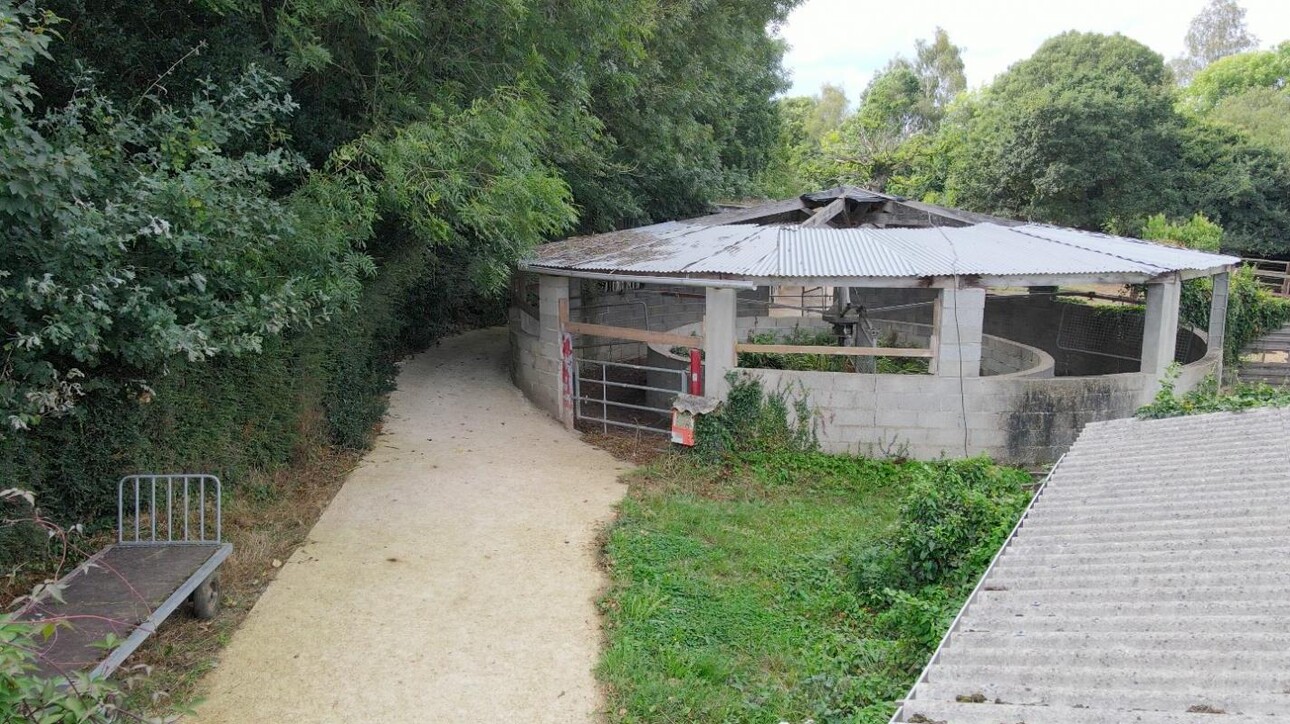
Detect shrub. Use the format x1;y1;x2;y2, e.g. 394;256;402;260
854;458;1031;594
693;374;818;460
851;458;1031;660
1180;266;1290;365
1138;367;1290;419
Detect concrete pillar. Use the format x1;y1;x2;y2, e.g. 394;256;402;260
704;287;738;400
537;274;571;424
1141;276;1182;378
931;285;985;377
1208;272;1230;381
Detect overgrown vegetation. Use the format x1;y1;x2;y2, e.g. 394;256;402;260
600;379;1032;722
0;0;799;548
1138;368;1290;418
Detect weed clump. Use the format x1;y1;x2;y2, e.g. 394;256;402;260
851;458;1032;657
692;374;818;460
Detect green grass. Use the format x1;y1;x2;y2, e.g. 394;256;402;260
598;452;919;724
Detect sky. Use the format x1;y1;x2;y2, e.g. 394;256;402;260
779;0;1290;101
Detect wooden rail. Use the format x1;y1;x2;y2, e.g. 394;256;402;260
1243;258;1290;297
558;299;704;347
735;343;933;358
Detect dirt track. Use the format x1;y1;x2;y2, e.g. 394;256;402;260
193;328;628;723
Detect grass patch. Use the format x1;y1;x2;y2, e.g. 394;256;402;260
598;451;1031;723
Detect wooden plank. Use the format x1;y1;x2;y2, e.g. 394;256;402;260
565;320;703;348
800;198;847;228
736;343;933;358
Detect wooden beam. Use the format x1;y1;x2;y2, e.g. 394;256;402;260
736;343;933;358
800;198;847;228
565;320;703;348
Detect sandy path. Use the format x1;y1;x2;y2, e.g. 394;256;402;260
193;328;628;723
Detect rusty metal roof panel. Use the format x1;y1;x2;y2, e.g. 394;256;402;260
525;222;1237;279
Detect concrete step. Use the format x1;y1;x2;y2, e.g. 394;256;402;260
1013;522;1290;545
1015;510;1290;534
948;629;1290;654
1001;534;1290;554
928;663;1290;694
1061;441;1281;463
958;613;1288;634
984;570;1290;592
910;681;1290;716
1036;482;1290;505
985;554;1279;578
1062;433;1284;458
936;645;1290;672
897;699;1276;724
960;598;1290;619
1046;465;1288;486
1040;471;1290;496
1024;502;1290;525
975;544;1290;567
976;584;1290;605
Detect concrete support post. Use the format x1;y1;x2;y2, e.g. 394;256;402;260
537;274;572;425
1141;276;1182;379
1208;271;1230;381
931;285;985;377
704;287;738;400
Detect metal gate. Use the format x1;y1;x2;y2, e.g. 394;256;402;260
573;357;694;434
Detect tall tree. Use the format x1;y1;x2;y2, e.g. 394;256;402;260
1171;0;1260;84
945;32;1181;227
913;27;966;128
804;83;849;142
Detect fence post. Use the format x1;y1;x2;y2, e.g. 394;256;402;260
688;348;703;395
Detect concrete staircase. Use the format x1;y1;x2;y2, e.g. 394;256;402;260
892;407;1290;723
1239;321;1290;385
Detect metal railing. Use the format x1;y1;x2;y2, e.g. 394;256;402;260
573;358;690;435
118;474;222;545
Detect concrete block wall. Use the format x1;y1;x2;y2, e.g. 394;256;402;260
509;307;561;417
738;350;1218;465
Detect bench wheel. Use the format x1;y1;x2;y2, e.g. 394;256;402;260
191;573;221;620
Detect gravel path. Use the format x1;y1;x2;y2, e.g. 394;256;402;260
193;328;628;723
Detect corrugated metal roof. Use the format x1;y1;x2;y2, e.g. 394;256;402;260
895;407;1290;722
525;222;1237;280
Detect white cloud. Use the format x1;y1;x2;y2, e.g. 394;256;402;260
778;0;1290;102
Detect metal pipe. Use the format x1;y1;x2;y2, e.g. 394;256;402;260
517;264;757;290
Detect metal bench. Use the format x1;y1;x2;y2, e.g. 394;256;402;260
16;474;232;679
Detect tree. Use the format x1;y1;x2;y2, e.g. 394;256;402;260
831;63;924;190
1182;41;1290;110
1140;212;1224;251
804;83;849;142
1171;0;1260;84
945;32;1181;228
913;27;966;129
1180;42;1290;157
0;5;372;432
1209;88;1290;157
